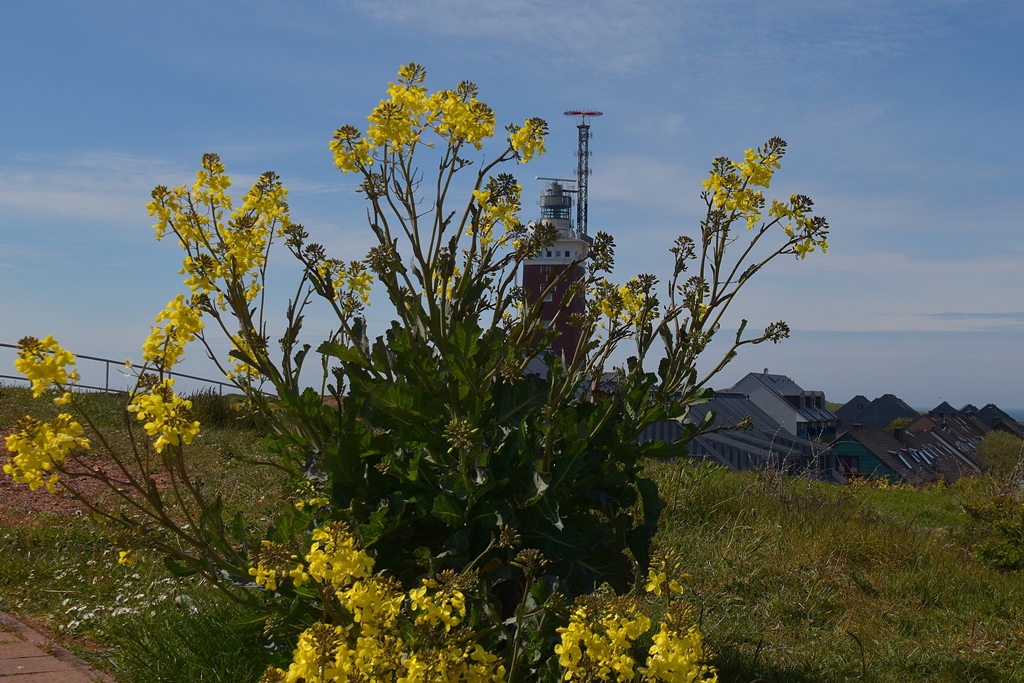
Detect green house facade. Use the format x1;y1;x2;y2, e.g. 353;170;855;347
830;433;899;483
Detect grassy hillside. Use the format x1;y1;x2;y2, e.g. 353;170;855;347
648;462;1022;682
2;384;1021;682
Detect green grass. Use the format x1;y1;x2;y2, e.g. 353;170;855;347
649;462;1024;682
0;383;287;681
0;514;280;682
4;384;1023;682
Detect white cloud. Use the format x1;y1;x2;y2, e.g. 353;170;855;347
340;0;1007;82
0;152;185;223
347;0;686;76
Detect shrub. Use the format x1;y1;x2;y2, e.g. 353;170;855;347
975;430;1024;478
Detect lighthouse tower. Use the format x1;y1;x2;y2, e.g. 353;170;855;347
522;110;601;364
522;180;591;361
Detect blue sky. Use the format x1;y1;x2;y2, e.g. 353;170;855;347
2;0;1022;410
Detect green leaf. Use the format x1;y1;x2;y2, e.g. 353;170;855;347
316;341;369;367
431;493;464;526
468;499;514;528
536;494;563;531
439;471;469;500
356;505;391;547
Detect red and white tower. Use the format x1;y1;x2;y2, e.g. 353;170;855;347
521;110;601;363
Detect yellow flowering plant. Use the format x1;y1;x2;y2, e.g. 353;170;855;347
5;64;827;680
252;526;714;682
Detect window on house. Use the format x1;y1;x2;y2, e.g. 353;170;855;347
546;251;552;257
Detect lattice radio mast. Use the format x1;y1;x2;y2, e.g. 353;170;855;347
563;110;602;236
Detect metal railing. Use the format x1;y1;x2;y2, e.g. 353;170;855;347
0;342;238;395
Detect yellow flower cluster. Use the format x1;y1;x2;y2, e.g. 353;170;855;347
248;540;309;591
294;496;331;511
733;148;780;189
556;599;651;682
430;84;496;151
644;550;688;599
315;259;373;309
4;414;89;493
699;141;828;260
330;63;544;175
142;294;204;369
329;126;372;174
555;596;716;683
644;615;716;683
14;336;80;398
768;196;829;259
226;332;267;383
509;117;548;163
126;378;200;453
595;278;659;328
304;523;375;588
147;154;293;311
701;146;780;229
292;479;331;511
471;184;522;249
409;577;467;633
644;567;683;598
257;523;506;683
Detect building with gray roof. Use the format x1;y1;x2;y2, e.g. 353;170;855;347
834;393;919;432
728;370;838;440
639;392;841;481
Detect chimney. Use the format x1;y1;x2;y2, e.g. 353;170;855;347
852;423;862;433
894;427;904;443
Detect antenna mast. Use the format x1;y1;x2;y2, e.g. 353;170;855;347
563;110;602;236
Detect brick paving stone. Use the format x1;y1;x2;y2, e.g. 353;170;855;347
0;656;75;675
0;642;49;659
0;613;114;682
0;672;97;682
